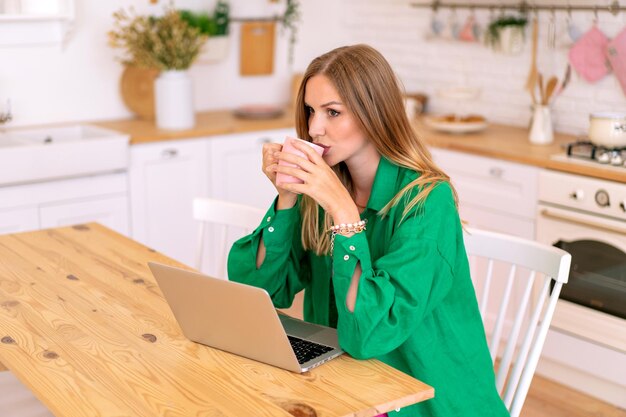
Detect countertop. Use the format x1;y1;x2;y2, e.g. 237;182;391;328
94;110;626;183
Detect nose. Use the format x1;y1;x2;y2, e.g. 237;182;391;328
308;112;325;139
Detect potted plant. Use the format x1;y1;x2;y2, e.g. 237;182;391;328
109;5;207;130
180;1;230;64
484;15;528;55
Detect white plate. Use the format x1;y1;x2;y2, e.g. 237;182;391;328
424;117;488;134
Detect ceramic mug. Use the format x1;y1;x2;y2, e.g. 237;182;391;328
276;137;324;185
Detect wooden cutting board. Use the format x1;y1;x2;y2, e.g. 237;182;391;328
240;21;275;76
119;65;160;120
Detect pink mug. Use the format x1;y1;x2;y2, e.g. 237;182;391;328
276;136;324;185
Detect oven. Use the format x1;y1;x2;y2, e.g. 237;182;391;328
536;169;626;353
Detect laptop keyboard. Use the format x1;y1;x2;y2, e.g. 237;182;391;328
287;335;334;364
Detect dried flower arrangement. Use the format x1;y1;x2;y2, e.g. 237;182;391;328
108;6;208;71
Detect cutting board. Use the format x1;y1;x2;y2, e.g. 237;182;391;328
240;21;275;76
119;65;160;120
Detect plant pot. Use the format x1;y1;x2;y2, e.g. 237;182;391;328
497;26;525;55
154;70;195;130
196;36;230;64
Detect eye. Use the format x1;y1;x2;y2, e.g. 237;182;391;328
305;105;314;114
328;109;340;117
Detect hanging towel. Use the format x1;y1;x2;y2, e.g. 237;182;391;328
606;27;626;95
568;26;611;82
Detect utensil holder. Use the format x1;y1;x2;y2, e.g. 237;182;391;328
529;105;554;145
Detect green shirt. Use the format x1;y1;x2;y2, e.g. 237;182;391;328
228;157;509;417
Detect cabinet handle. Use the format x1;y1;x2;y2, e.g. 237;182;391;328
161;148;179;159
258;137;273;144
488;167;504;178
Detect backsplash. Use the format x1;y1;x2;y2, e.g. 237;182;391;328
314;0;626;136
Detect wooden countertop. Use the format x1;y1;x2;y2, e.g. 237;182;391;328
94;110;625;183
0;223;434;417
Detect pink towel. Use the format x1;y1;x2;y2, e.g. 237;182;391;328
606;27;626;95
568;26;611;82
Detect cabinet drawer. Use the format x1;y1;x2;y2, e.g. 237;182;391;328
431;148;539;219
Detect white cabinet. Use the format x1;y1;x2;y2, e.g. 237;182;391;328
430;148;539;239
40;196;129;234
207;128;294;210
0;172;130;237
0;207;38;234
129;138;209;266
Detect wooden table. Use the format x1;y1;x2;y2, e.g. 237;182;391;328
0;223;433;417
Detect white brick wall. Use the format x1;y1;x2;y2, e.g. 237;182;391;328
298;0;626;137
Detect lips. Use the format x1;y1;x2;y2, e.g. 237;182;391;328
315;143;331;156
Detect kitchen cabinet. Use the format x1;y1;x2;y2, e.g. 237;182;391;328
0;206;38;235
129;138;209;266
0;172;130;236
430;148;539;239
207;128;294;209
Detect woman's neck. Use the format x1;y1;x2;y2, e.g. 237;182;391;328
346;149;381;207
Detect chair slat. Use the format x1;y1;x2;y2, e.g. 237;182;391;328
489;264;516;362
480;259;494;318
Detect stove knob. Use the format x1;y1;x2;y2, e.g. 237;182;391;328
611;153;624;166
569;189;585;201
597;152;610;164
595;190;610;208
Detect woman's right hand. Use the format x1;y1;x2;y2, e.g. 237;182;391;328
262;142;297;209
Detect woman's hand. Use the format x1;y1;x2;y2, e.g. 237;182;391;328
271;141;359;223
262;142;297;209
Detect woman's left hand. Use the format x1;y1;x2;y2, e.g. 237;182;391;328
272;141;359;223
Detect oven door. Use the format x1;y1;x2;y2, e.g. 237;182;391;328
536;204;626;352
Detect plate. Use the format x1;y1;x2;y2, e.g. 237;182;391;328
233;105;285;120
424;115;488;134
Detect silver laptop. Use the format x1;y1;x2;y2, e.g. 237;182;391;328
148;262;344;373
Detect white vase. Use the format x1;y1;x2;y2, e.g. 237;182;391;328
529;105;554;145
498;26;525;55
154;70;195;130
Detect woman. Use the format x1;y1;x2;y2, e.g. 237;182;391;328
228;44;509;417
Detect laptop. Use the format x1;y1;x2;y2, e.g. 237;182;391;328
148;262;344;373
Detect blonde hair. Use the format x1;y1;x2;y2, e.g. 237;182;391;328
294;44;456;255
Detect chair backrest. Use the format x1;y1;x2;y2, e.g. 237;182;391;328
193;198;264;278
463;227;571;417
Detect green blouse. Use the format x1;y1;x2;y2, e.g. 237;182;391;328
227;157;509;417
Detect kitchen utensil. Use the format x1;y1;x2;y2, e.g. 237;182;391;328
240;21;275;76
588;112;626;147
568;25;611;82
526;18;539;103
543;76;558;105
537;72;545;105
605;27;626;95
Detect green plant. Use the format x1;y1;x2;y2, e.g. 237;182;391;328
108;5;208;71
280;0;301;65
179;0;230;37
484;15;528;48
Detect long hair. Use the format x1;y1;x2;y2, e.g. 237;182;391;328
294;44;456;255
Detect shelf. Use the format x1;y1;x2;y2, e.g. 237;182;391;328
0;0;74;46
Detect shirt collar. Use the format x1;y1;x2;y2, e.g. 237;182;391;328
366;157;400;212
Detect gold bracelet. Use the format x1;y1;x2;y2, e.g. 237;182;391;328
328;219;367;254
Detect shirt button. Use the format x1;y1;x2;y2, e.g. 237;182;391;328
266;216;271;222
343;255;349;261
268;226;275;232
349;245;356;251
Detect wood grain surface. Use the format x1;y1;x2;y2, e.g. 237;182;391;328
0;224;433;417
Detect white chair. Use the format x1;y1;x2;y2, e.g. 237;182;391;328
193;198;264;278
463;227;571;417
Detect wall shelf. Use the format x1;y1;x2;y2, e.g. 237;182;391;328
0;0;74;47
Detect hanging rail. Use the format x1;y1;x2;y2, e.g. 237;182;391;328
411;0;624;16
